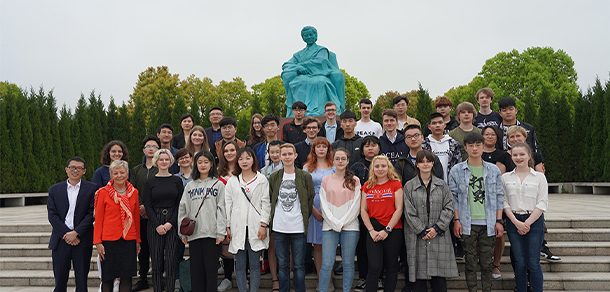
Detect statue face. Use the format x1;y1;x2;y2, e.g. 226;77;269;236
301;29;317;45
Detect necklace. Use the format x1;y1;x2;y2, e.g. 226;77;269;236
114;186;127;193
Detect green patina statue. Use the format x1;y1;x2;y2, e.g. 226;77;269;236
282;26;346;117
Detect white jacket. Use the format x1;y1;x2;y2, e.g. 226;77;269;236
225;172;271;253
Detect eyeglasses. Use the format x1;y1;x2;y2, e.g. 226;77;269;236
325;109;336;113
178;156;191;161
305;127;319;131
210;113;223;117
394;103;407;107
405;134;421;140
144;146;159;149
67;166;85;171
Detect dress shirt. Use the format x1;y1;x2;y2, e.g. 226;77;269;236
502;168;548;212
65;179;81;230
324;121;338;143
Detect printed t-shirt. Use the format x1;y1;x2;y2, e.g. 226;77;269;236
272;172;304;233
362;179;403;229
355;120;383;138
468;164;486;224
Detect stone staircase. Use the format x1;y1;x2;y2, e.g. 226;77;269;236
1;196;610;291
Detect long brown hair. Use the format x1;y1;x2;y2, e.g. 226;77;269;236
510;142;535;168
334;148;357;191
100;140;129;165
186;125;210;154
305;137;333;173
247;113;265;145
218;140;239;177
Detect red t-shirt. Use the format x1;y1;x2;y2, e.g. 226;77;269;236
362;180;403;229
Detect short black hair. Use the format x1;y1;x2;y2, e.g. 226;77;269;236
209;107;223;114
404;124;422;134
429;112;444;122
497;97;517;110
360;135;381;158
219;117;237;128
179;113;194;123
268;139;284;148
66;157;86;168
157;123;174;134
292;101;307;110
142;135;161;148
463;132;485;145
392;95;409;106
339;110;357;120
261;114;280;127
359;98;372;106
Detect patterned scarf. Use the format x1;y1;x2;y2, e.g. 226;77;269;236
97;180;135;238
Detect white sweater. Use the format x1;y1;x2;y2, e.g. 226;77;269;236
178;177;226;241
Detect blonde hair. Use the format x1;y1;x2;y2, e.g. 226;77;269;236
280;143;296;154
506;125;527;143
108;160;129;176
152;149;175;167
455;102;478;122
366;155;400;189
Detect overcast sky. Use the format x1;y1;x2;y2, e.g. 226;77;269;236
2;1;609;110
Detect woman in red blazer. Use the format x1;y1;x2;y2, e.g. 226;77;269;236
94;160;141;292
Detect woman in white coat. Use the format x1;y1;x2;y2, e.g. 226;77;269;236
225;147;271;292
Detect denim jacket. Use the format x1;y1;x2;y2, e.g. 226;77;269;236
448;160;504;236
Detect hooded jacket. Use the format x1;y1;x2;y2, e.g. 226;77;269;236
395;150;445;185
380;131;409;165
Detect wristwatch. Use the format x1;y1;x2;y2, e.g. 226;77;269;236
384;226;392;233
496;219;505;224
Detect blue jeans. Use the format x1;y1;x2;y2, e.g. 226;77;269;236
506;213;545;292
235;234;261;292
319;230;359;292
274;232;306;292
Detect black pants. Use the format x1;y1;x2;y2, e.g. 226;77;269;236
413;277;447;292
52;240;92;292
190;238;221;292
148;208;179;292
138;217;150;282
365;219;403;292
356;216;384;281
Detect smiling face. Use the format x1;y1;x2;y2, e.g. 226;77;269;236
304;121;320;139
156;152;172;171
65;160;86;181
197;156;212;178
333;150;349;171
177;153;192;168
483;128;498;147
324;104;337;120
238;151;254;172
508;131;526;146
269;145;281;163
359;103;372;117
181;117;193;132
511;146;531;168
223;144;237;163
110;166;128;186
252;117;262;132
373;158;389;180
382;115;397;132
315;143;328;159
191;130;205;146
363;141;381;161
158;127;173;144
109;145;123;162
416;157;433;174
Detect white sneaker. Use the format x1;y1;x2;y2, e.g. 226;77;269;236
98;283;102;292
217;278;233;292
113;279;120;292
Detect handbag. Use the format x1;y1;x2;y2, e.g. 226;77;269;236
180;180;220;236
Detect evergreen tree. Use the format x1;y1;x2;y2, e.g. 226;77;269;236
58;105;75;164
130;98;147;165
172;95;188;131
46;90;64;183
573;91;592;181
0;82;24;192
88;90;107;158
536;85;559;182
149;93;173;135
28;87;49;191
107;97;119;141
589;78;606;181
553;92;574;182
21;92;41;191
190;102;202;127
415;83;435;126
604;77;610;181
73;94;95;180
115;102;132;145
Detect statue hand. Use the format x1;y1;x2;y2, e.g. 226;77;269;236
297;66;310;75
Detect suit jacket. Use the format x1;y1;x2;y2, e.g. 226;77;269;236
47;180;97;250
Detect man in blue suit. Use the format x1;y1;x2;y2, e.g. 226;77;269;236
47;157;97;292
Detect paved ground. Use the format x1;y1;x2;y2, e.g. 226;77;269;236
2;192;609;292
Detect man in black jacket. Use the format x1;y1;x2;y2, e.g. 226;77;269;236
331;110;362;168
497;97;542;154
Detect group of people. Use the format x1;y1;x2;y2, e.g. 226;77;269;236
47;87;553;292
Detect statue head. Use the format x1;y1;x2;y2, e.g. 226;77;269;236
301;26;317;45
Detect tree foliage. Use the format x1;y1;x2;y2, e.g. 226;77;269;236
371;90;418;122
342;69;371;114
415;83;435;126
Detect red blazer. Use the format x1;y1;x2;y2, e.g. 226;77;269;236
93;188;141;244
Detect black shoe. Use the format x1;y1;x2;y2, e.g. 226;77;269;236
540;245;562;262
131;280;149;292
